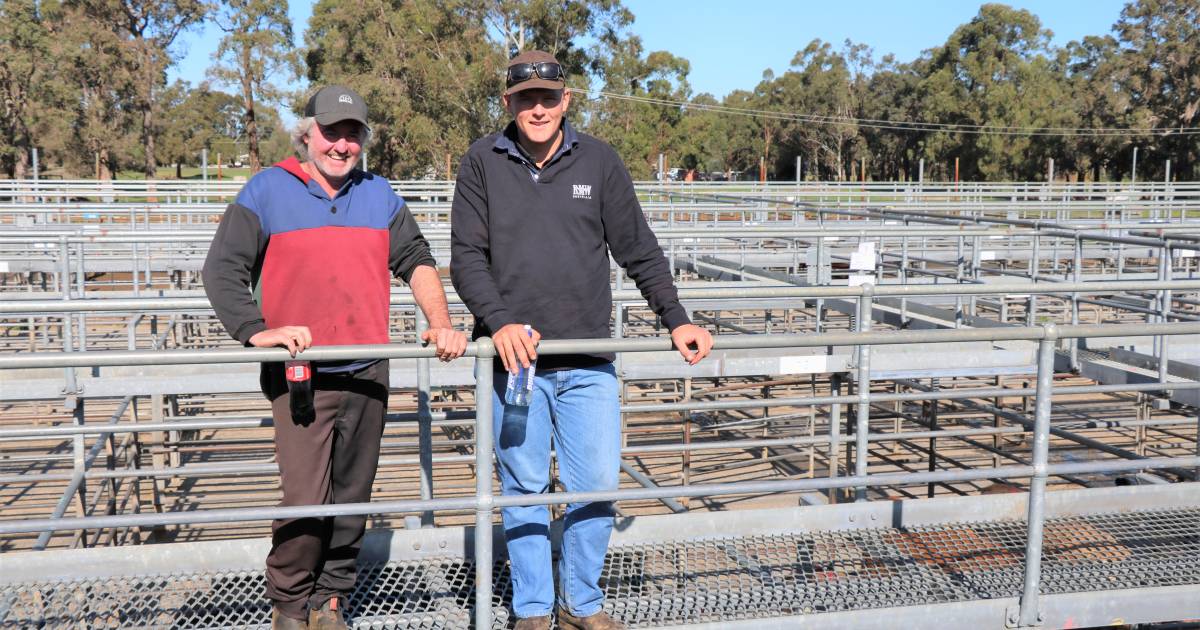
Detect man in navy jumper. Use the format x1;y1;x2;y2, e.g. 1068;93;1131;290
450;51;713;630
204;85;466;629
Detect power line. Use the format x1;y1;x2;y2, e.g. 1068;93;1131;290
584;90;1200;138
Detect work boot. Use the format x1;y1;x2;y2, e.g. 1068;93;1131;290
556;607;625;630
271;606;308;630
513;615;551;630
308;596;349;630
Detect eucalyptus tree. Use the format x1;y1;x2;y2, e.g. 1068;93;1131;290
209;0;300;173
0;0;61;178
586;34;691;178
305;0;503;178
76;0;209;177
916;3;1074;180
485;0;631;77
1112;0;1200;179
1063;35;1129;180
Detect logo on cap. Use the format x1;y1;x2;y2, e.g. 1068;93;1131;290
338;95;353;104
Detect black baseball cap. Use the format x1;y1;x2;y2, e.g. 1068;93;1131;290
304;85;368;126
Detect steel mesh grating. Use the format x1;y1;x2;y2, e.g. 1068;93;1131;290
2;507;1198;628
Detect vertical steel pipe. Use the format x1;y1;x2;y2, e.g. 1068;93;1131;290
854;284;873;502
1070;236;1081;370
58;237;77;396
1160;246;1172;385
1018;327;1057;627
828;374;842;503
473;339;496;630
955;236;964;328
1027;233;1040;326
415;309;434;527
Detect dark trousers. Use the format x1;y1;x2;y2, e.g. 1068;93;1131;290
261;360;390;619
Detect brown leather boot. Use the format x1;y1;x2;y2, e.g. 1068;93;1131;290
307;596;349;630
513;615;551;630
556;607;625;630
271;606;309;630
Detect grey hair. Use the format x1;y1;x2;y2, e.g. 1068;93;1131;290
290;116;373;155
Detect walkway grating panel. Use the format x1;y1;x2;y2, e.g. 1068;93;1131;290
2;507;1198;628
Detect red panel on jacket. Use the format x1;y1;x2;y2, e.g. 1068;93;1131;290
260;226;391;346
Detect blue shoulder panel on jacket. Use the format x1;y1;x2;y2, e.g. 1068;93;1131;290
235;165;403;236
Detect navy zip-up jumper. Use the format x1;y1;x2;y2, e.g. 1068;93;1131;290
450;121;690;369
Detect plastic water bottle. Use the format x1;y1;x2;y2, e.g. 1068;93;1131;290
504;325;536;406
286;360;316;423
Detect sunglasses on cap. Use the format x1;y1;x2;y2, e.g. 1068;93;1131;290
506;62;565;87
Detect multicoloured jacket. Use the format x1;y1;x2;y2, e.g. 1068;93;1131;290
203;157;434;372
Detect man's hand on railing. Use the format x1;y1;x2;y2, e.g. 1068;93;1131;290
492;323;541;374
248;326;313;357
671;323;713;365
421;327;468;362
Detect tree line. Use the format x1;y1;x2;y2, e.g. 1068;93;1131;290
1;0;1196;182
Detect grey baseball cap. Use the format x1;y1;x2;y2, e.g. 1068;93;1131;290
304;85;368;126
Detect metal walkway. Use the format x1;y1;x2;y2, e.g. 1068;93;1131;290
3;484;1199;629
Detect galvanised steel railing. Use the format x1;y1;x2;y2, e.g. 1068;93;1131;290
4;179;1197;197
7;279;1200;380
3;320;1200;627
3;180;1199;224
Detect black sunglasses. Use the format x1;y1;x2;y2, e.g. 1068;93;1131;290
506;62;565;87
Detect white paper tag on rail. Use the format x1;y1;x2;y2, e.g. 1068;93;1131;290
779;355;831;374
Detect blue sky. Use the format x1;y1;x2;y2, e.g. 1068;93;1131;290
170;0;1128;114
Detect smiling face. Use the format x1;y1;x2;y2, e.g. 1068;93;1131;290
503;88;571;156
304;119;363;187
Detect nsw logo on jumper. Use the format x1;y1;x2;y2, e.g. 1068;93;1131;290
572;184;592;200
338;94;353;104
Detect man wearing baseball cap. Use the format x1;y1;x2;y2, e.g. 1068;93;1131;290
451;51;713;630
204;85;466;629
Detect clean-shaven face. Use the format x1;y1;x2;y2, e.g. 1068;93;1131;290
305;120;363;182
504;88;571;148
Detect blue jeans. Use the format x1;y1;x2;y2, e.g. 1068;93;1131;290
492;363;621;618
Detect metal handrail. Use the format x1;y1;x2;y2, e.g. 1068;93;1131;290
6;279;1200;314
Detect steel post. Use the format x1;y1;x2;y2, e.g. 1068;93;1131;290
1027;233;1040;326
828;374;842;503
1160;246;1172;386
855;284;873;501
955;235;964;327
473;339;496;630
58;236;77;398
900;231;910;324
1071;236;1081;370
416;310;434;527
1018;328;1057;627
